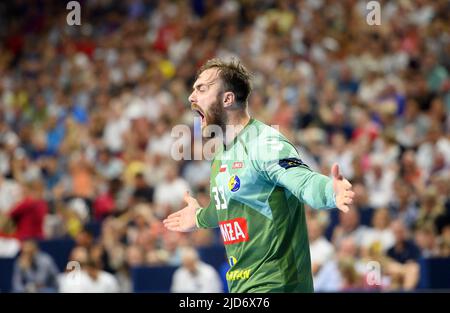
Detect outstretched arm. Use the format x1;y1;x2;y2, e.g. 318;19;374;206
257;150;354;212
251;135;353;212
273;162;354;212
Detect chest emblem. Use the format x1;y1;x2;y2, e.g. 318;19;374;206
228;175;241;192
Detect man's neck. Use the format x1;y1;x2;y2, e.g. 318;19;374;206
223;111;251;146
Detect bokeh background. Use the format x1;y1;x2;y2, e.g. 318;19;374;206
0;0;449;292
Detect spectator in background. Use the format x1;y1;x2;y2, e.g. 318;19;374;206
114;262;133;293
131;172;154;205
365;156;396;209
338;257;364;292
0;173;22;214
58;246;89;293
415;186;445;230
125;245;145;268
394;98;430;149
388;179;419;229
40;156;63;197
161;231;184;266
93;178;122;222
59;257;119;293
191;228;215;248
146;118;174;158
361;208;395;255
126;203;163;251
293;94;315;130
307;217;335;277
400;150;425;193
436;223;450;257
154;163;190;213
95;148;124;181
74;228;95;250
12;240;59;292
2;179;48;240
416;123;450;180
351;182;374;211
388;219;422;264
314;237;363;292
171;247;222;293
366;240;419;291
63;198;90;239
0;236;21;257
332;208;370;247
323;132;354;180
182;160;211;190
80;258;120;293
67;153;95;205
413;223;437;258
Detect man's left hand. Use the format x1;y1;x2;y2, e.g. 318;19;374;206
331;163;355;213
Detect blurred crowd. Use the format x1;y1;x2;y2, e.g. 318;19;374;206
0;0;449;292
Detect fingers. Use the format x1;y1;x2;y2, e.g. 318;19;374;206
183;190;197;207
164;222;180;231
341;188;354;198
164;210;181;222
331;163;342;180
341;189;354;205
163;219;177;227
338;204;350;213
343;196;353;205
183;192;201;213
163;216;180;231
337;194;353;205
166;211;181;220
163;210;181;225
164;222;181;232
343;179;352;190
336;188;354;213
183;191;191;204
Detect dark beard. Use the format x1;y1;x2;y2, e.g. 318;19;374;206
204;94;227;137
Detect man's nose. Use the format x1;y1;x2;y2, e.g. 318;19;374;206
188;92;195;103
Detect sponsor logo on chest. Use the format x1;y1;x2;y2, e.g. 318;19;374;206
226;269;251;281
219;217;249;245
228;175;241;192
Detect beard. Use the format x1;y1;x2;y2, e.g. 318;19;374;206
198;93;228;138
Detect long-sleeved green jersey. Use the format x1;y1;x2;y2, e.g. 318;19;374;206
195;118;336;293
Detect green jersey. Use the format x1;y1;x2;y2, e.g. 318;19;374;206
195;119;336;293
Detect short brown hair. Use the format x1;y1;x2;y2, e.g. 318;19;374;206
197;58;252;108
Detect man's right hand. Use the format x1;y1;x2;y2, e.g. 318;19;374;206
163;191;199;232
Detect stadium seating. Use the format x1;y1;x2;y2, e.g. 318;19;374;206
1;239;449;292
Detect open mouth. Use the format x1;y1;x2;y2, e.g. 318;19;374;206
192;107;206;125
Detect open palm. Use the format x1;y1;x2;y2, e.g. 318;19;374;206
163;191;199;232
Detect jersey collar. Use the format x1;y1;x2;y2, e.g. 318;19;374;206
223;117;256;152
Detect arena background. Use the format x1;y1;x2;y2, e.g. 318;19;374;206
0;0;449;293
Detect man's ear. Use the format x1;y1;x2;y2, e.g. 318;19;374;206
222;91;235;108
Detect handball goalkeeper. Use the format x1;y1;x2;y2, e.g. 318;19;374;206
164;58;354;293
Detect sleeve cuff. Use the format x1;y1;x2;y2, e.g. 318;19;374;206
325;180;337;209
195;208;203;228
